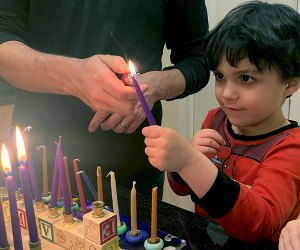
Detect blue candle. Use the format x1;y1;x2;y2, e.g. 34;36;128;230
79;170;98;201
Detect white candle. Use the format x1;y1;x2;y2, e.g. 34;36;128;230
107;171;120;227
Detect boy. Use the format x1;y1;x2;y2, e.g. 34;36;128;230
142;1;300;243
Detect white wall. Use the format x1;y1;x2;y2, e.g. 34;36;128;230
162;0;300;211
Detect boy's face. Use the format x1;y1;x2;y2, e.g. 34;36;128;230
213;57;290;136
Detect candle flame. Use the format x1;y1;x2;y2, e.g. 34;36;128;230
128;60;137;76
16;126;27;162
1;144;11;175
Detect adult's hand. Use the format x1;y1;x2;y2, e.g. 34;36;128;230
72;54;139;114
88;69;185;133
0;42;138;115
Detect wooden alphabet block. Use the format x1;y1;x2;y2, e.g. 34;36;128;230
36;208;64;243
2;199;27;230
54;216;85;249
83;209;117;245
84;236;119;250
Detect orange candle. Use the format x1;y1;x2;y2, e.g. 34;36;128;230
57;176;62;201
130;181;137;236
150;187;158;243
38;145;48;196
73;159;87;213
63;156;73;204
97;166;103;201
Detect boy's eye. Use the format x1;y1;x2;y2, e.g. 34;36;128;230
241;75;254;83
213;72;224;80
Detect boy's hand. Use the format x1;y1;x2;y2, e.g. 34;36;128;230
191;129;226;154
142;126;197;172
279;220;300;250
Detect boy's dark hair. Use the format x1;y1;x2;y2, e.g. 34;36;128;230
204;1;300;82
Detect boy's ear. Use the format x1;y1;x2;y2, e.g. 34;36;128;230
285;78;300;97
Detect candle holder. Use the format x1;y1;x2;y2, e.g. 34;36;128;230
144;237;164;250
42;192;51;204
35;201;46;212
126;229;148;244
71;201;79;213
0;245;11;250
29;239;42;250
117;221;127;236
64;213;74;224
92;201;105;218
57;199;64;208
48;207;59;218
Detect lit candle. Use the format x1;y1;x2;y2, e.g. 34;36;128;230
72;159;87;213
37;145;48;196
16;127;40;244
0;198;9;248
49;140;61;208
7;127;19;190
130;181;138;236
1;144;23;249
150;187;158;243
56;137;71;215
79;170;98;201
128;60;156;125
63;156;73;204
97;166;103;201
107;171;121;227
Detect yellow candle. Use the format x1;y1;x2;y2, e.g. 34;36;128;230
150;187;158;243
130;181;137;236
107;171;120;227
97;166;103;201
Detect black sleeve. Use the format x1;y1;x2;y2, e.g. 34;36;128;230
164;0;210;100
191;169;240;218
0;0;29;44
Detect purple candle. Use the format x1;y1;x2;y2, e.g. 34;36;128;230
6;175;23;249
19;165;39;244
0;199;9;248
2;144;23;249
23;128;43;202
15;127;39;244
56;137;72;215
128;61;156;126
7;127;19;190
49;140;61;208
26;150;43;202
